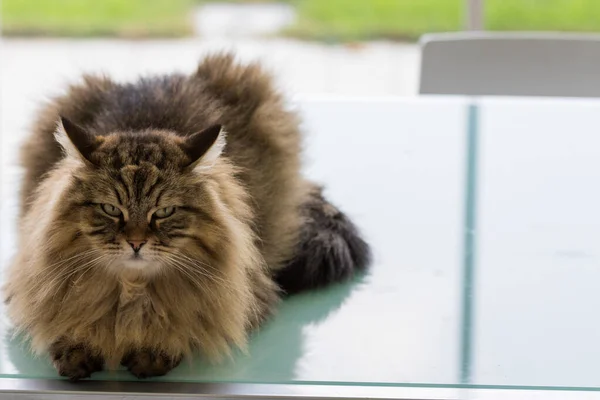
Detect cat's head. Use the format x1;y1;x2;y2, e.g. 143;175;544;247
50;116;243;277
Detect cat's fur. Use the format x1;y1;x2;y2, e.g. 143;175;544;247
3;53;371;380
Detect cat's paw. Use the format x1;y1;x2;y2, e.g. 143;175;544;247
121;349;182;379
49;342;104;381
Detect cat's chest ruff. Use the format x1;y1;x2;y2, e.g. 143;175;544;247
118;279;148;306
115;278;167;323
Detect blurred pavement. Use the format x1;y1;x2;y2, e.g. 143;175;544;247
194;3;296;37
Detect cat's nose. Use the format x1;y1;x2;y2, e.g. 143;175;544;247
128;240;147;252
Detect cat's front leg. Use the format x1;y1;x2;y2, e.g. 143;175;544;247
121;348;182;379
49;339;104;381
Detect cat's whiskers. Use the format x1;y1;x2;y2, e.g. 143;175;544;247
23;251;101;298
39;262;100;298
163;251;249;298
171;250;222;273
33;251;110;299
30;250;100;279
71;254;116;286
166;251;227;283
41;251;104;285
164;258;215;295
164;253;225;287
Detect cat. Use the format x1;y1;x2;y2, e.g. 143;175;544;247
3;53;371;381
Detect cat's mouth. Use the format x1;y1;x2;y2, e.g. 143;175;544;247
120;257;154;271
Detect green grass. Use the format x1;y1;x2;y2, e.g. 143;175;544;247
287;0;461;41
488;0;600;32
4;0;600;40
1;0;195;38
287;0;600;41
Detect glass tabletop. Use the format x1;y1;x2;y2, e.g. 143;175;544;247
2;95;600;398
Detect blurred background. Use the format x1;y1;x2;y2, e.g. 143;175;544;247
2;0;600;98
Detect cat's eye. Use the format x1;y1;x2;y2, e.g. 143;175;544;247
101;204;122;217
154;206;176;219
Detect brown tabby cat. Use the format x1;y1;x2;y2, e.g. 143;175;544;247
3;53;370;381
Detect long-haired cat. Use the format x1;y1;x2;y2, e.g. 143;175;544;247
3;53;370;381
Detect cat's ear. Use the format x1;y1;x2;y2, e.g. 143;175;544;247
55;116;98;164
182;125;226;170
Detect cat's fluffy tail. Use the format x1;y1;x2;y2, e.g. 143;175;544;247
275;186;371;294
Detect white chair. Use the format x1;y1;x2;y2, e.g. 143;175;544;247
419;32;600;97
